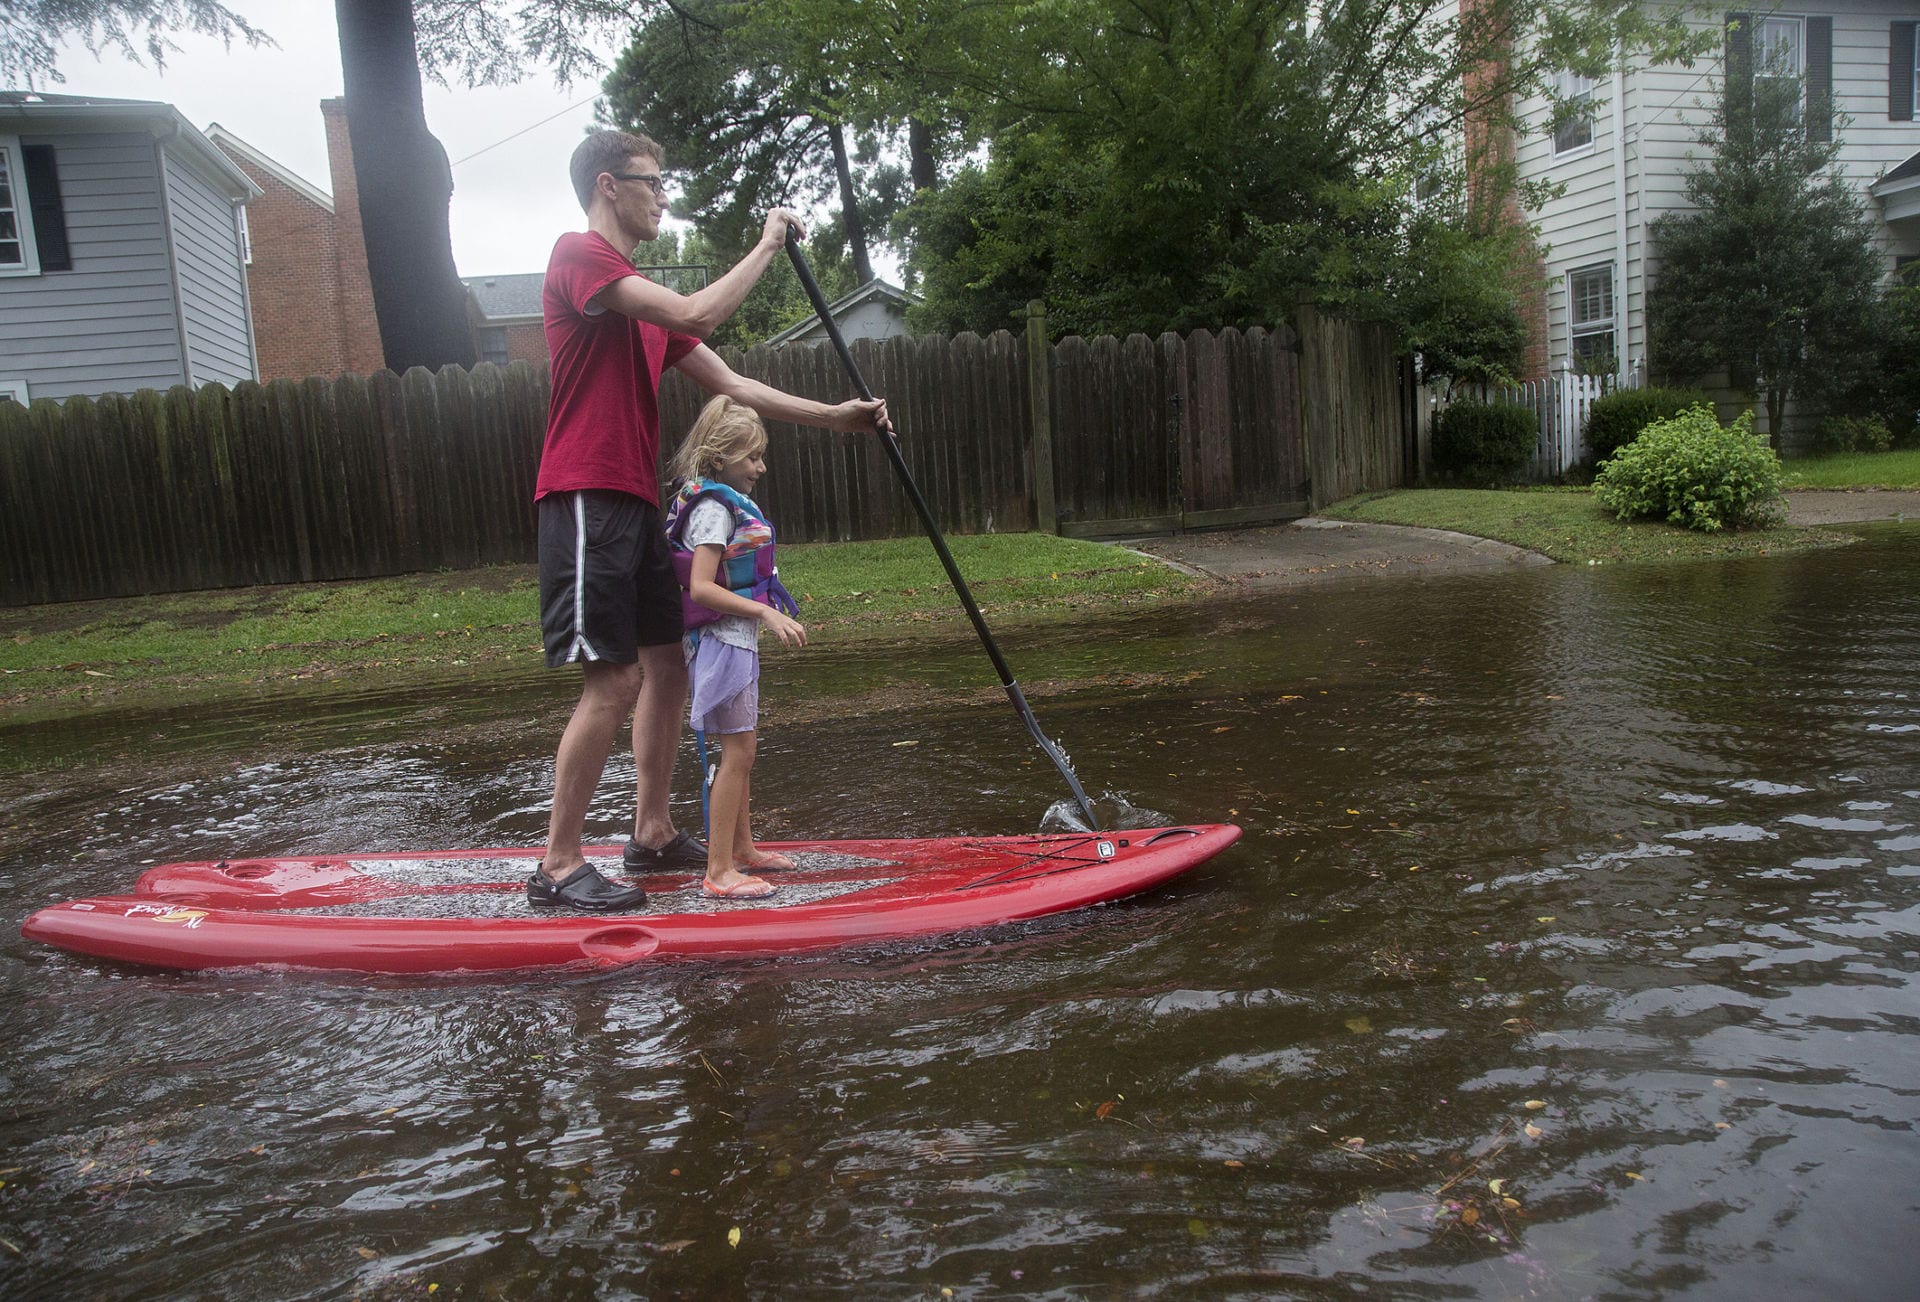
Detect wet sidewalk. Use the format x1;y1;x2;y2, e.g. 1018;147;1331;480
1127;489;1920;591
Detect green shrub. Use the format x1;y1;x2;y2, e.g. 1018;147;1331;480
1432;399;1538;484
1593;406;1786;532
1810;413;1894;456
1584;385;1715;464
1882;269;1920;446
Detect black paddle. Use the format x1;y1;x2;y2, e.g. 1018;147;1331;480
783;228;1100;831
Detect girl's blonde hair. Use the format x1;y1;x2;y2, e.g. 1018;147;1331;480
669;395;767;483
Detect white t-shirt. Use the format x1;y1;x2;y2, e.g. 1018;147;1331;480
682;497;760;651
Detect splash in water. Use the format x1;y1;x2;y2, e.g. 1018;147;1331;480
1040;791;1171;833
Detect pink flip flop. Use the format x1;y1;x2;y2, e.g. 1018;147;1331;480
702;876;777;900
743;851;797;871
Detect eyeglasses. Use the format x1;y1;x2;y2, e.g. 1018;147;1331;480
610;172;667;196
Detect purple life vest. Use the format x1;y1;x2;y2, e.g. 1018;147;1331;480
663;479;797;630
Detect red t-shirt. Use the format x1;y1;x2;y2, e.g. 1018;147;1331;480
535;230;702;505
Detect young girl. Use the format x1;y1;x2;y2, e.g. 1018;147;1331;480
664;396;806;899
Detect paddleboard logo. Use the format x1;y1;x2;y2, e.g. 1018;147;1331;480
1097;840;1116;860
123;904;209;929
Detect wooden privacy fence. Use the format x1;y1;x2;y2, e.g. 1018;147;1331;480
0;364;550;606
1;312;1415;607
659;329;1035;544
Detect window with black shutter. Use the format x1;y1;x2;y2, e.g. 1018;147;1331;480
1726;11;1834;141
21;146;70;272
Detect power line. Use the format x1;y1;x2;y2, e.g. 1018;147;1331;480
450;92;601;167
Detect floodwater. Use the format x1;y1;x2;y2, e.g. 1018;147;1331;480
3;525;1918;1299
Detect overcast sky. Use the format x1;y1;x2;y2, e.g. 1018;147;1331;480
46;2;629;278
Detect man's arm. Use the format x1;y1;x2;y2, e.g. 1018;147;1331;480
675;344;892;435
593;208;803;338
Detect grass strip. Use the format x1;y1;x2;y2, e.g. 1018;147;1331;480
0;533;1202;709
1780;448;1920;488
1318;486;1855;565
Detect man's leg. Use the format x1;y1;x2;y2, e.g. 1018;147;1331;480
630;641;688;851
542;660;642;880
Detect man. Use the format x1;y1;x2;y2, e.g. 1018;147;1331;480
530;128;888;911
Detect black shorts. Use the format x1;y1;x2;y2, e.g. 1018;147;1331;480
537;490;684;667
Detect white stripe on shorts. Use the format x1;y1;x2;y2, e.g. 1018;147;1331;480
570;494;601;662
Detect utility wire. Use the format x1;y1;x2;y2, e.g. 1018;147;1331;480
451;92;601;167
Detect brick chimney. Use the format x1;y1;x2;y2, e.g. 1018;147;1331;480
1461;0;1550;379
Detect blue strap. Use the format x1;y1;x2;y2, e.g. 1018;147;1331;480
695;726;714;839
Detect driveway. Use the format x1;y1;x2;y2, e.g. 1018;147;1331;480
1127;489;1920;590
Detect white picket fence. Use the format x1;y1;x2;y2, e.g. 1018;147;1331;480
1417;367;1641;482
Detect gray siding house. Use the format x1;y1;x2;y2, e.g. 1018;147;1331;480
1509;5;1920;386
0;91;261;404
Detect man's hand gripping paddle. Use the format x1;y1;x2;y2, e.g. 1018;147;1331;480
783;226;1100;831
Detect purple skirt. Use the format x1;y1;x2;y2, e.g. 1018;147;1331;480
685;634;759;734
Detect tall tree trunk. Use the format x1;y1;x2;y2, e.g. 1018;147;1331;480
828;122;874;285
335;0;476;373
909;118;938;193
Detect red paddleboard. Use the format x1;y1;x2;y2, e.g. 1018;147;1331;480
22;825;1240;974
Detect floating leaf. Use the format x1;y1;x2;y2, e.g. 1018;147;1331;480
1460;1207;1480;1226
1714;1122;1731;1130
1342;1136;1365;1149
1488;1178;1505;1195
1535;916;1556;923
1094;1100;1117;1120
1344;1016;1372;1033
728;1226;742;1248
1625;1171;1643;1181
1523;1100;1547;1111
1524;1123;1543;1139
1224;1160;1244;1168
355;1247;379;1260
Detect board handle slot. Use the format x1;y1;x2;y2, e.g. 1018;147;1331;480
578;927;662;964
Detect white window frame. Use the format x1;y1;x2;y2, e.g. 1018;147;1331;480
1756;15;1807;118
1568;263;1616;372
0;377;28;404
1551;69;1596;157
0;134;43;277
1412;105;1451;204
1911;23;1919;119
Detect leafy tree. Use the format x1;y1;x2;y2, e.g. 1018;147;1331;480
599;0;935;286
1391;207;1530;385
1647;74;1885;445
899;0;1705;341
641;224;858;348
0;1;267;84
